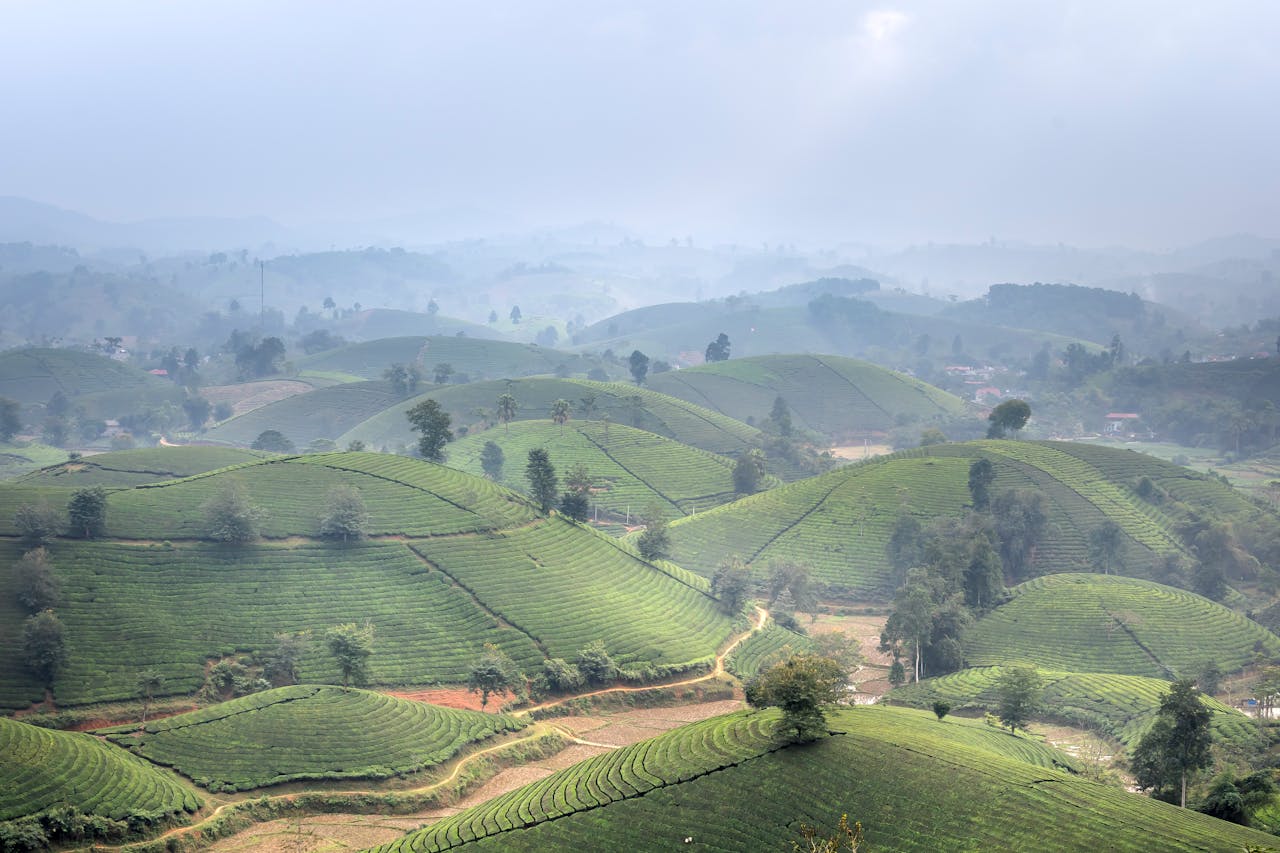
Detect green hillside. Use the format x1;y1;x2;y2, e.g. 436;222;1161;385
202;380;407;448
447;419;760;518
102;685;523;791
369;705;1275;852
297;335;604;384
333;309;503;342
340;378;762;459
963;573;1280;677
0;454;735;707
888;667;1266;751
17;446;268;487
648;353;967;438
661;439;1254;598
0;347;175;407
0;442;68;480
0;716;200;821
724;621;813;680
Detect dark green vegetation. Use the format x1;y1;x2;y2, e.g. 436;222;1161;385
16;446;267;487
102;685;523;791
889;666;1266;751
0;453;734;708
962;573;1280;678
447;419;756;517
340;377;761;459
662;439;1266;598
297;336;601;383
648;353;966;438
203;381;406;447
369;705;1279;852
0;716;200;821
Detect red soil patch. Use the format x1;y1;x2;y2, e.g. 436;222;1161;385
385;687;487;711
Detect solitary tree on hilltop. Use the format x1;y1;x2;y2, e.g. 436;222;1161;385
1131;679;1212;808
987;399;1032;439
705;332;731;363
252;429;295;453
203;478;267;542
994;665;1043;733
319;485;370;541
628;350;650;386
496;393;519;434
406;398;453;462
745;653;847;742
550;398;572;430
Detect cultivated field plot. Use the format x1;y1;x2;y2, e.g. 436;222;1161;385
340;378;761;459
649;353;966;437
297;336;594;383
963;573;1280;677
888;667;1266;750
0;347;169;405
17;446;268;487
103;685;524;791
369;706;1280;853
200;379;315;418
0;717;200;821
0;442;69;480
203;381;407;447
724;622;813;680
446;419;749;517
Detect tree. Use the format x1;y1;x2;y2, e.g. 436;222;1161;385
886;509;923;574
767;560;817;618
42;416;69;447
549;398;572;430
202;478;267;542
0;396;22;441
559;490;589;522
319;485;369;540
510;305;522;324
769;395;793;437
427;298;439;315
251;429;295;453
346;439;366;452
385;363;423;396
711;557;754;615
137;671;164;727
262;631;308;687
467;644;520;710
628;350;650;385
480;441;505;480
733;448;767;494
488;309;499;324
15;503;60;548
987;399;1032;439
932;700;951;721
994;665;1043;733
406;399;453;462
326;622;374;688
705;332;731;363
542;658;584;692
576;640;618;684
496;393;519;433
967;458;995;510
1131;679;1213;807
14;548;59;613
22;609;66;688
991;489;1048;582
525;448;558;512
792;813;864;853
1088;521;1125;575
433;363;454;385
182;396;212;431
636;504;670;560
745;653;847;742
67;487;107;539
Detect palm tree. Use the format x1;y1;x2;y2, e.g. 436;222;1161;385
550;399;572;431
496;393;519;434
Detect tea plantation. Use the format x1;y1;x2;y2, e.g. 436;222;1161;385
964;573;1280;677
102;685;524;791
0;347;170;405
0;717;200;821
202;381;408;447
724;621;813;680
648;353;967;437
297;335;598;382
446;419;759;517
368;705;1275;852
17;446;268;487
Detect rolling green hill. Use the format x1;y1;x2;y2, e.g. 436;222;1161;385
648;353;967;438
660;439;1250;598
0;441;68;480
201;380;409;448
0;716;200;821
17;446;268;487
962;573;1280;678
297;336;606;384
888;666;1266;751
446;419;763;518
369;705;1275;852
0;347;175;408
340;378;762;460
333;309;503;342
0;453;736;708
102;685;523;791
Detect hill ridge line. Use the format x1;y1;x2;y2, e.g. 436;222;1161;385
577;427;682;515
808;354;892;420
743;475;850;566
1101;603;1176;678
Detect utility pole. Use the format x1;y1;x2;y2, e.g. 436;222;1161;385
259;260;265;331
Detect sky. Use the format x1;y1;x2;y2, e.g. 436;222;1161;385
2;1;1278;249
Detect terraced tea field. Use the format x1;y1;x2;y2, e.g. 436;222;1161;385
0;347;170;405
663;439;1232;597
334;310;502;343
649;353;966;437
724;622;813;680
203;381;407;447
963;573;1280;677
103;686;524;791
18;446;268;487
0;717;200;821
370;705;1274;852
297;336;597;383
888;667;1266;750
0;441;69;480
446;419;754;517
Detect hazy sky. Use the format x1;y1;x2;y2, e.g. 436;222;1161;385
3;1;1278;248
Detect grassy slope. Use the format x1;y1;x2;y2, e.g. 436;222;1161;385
102;685;523;790
888;667;1266;751
297;336;599;383
963;573;1280;677
370;705;1275;853
333;309;503;342
661;439;1241;598
17;446;269;487
340;377;762;459
0;441;69;480
0;347;171;405
446;419;758;517
648;353;967;437
202;380;408;447
0;454;735;707
0;716;200;821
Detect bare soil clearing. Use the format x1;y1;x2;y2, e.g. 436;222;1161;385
202;380;314;417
